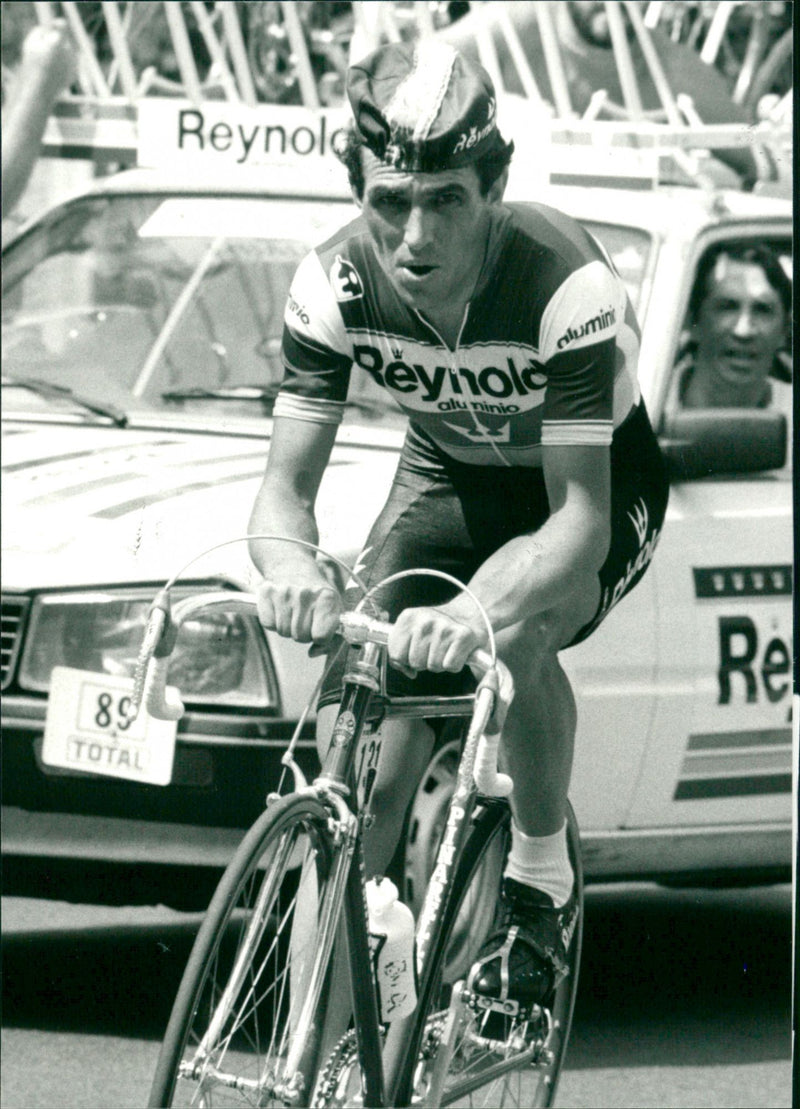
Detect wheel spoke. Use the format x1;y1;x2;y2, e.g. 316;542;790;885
149;798;340;1108
406;801;583;1109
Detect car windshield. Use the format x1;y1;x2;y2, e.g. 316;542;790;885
581;222;652;313
1;192;402;426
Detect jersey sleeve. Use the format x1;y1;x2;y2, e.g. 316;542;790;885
537;260;625;447
275;250;353;426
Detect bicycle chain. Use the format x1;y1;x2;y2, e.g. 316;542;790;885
309;1030;360;1109
310;1014;452;1107
309;1005;547;1106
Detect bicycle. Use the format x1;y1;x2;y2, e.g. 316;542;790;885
140;540;583;1108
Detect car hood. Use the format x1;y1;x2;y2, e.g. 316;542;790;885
2;421;401;591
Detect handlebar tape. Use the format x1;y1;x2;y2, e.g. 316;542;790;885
143;655;184;721
473;732;513;798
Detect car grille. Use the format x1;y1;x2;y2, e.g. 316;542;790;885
1;596;29;690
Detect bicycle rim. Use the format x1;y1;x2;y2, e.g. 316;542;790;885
408;801;583;1108
149;795;340;1108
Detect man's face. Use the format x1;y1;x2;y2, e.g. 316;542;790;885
357;150;500;318
693;256;787;396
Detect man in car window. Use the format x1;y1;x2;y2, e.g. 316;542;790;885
250;40;669;1013
676;242;792;409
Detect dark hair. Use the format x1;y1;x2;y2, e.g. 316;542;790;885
689;241;792;322
334;123;515;199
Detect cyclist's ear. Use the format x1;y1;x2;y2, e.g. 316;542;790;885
486;166;509;205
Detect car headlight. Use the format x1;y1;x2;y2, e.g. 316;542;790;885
18;588;278;710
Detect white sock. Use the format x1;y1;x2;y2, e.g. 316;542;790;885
504;821;574;908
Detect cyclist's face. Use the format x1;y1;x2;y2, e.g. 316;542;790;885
693;257;787;395
358;151;503;318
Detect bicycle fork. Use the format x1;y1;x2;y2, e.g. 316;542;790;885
274;796;359;1105
180;794;358;1107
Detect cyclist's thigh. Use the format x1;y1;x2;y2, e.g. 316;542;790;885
567;401;669;648
321;428;482;708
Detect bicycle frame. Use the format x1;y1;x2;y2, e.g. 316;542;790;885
137;591;513;1108
314;639;501;1107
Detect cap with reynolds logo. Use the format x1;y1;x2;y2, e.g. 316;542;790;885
347;40;502;172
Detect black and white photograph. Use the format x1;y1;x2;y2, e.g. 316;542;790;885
1;2;793;1106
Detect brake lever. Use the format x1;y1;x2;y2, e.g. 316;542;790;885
470;670;513;799
130;589;183;722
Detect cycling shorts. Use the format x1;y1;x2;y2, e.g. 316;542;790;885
319;400;668;708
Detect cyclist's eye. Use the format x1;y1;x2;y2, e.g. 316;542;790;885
433;193;461;209
374;195;409;213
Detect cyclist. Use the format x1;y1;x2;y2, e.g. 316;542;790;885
249;39;669;1013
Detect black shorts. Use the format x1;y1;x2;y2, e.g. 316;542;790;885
320;401;669;707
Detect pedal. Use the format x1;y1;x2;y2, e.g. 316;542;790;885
474;1011;531;1054
470;993;523;1018
464;987;542;1023
461;988;549;1053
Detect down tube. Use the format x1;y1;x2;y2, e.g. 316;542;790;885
332;679;387;1106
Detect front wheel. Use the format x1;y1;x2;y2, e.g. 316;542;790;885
406;800;583;1108
149;794;343;1108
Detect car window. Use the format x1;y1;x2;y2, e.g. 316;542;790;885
659;235;792;481
665;236;792;418
1;193;404;427
582;222;652;314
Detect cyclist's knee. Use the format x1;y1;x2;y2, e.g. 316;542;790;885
496;578;601;674
495;612;562;679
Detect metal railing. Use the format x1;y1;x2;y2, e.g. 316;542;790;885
4;2;791;189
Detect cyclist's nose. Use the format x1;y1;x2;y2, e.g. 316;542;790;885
403;204;435;252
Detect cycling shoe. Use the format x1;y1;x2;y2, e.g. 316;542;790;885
467;878;579;1014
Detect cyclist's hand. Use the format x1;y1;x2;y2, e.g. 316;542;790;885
388;607;486;678
256;577;342;650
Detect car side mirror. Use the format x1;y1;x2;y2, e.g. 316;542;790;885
659;408;787;481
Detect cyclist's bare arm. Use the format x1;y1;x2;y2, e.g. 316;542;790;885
390;443;611;672
248;414;341;645
464;442;611;627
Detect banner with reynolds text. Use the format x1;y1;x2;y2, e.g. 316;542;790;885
137;99;349;169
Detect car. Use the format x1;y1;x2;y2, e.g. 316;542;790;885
1;161;792;907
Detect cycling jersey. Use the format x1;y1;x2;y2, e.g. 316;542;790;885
276;201;642;467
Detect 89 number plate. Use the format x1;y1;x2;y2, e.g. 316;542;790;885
42;666;177;786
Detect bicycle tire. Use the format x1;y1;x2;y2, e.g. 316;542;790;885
149;793;342;1108
404;800;583;1108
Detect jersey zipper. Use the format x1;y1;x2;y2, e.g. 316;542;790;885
413;304;513;469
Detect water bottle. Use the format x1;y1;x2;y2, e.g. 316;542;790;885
366;876;417;1022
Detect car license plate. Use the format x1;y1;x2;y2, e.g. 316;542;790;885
42;666;178;786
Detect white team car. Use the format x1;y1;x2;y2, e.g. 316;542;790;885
1;165;792;906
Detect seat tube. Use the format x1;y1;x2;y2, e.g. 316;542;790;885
344;851;386;1107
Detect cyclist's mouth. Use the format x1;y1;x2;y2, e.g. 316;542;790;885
401;263;437;280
